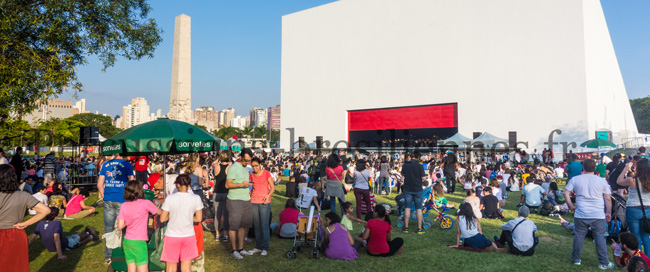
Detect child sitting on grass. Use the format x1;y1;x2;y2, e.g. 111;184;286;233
28;207;98;260
342;202;366;232
432;183;455;209
453;203;501;251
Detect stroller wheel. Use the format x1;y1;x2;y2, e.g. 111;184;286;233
286;251;296;259
311;249;320;259
296;246;302;253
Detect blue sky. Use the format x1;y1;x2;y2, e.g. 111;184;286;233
70;0;650;117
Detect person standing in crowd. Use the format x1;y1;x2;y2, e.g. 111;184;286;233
608;153;629;196
565;153;582;182
441;151;459;194
564;159;614;269
225;148;254;259
401;150;426;234
353;160;373;219
97;153;135;265
10;147;24;180
325;153;346;216
0;148;8;165
0;164;51;272
117;180;161;272
133;155;149;185
377;156;390;195
494;206;538;256
617;158;650;254
160;174;203;272
639;147;649;161
212;151;231;242
43;151;56;177
247;157;275;256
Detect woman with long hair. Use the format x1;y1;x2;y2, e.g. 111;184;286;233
0;164;50;271
353;160;373;218
455;203;498;251
212;151;232;242
325;154;346;215
617;158;650;253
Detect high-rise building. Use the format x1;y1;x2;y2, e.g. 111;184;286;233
73;99;87;114
219;108;236;128
230;115;248;130
193;106;219;132
169;14;192;123
156;109;163;118
121;97;150;129
22;99;76;125
249;107;267;128
267;105;281;131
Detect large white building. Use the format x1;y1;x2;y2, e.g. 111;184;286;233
122;97;151;129
280;0;638;154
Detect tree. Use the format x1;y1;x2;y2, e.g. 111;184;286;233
67;113;122;138
254;125;269;140
38;118;85;147
193;123;208;132
0;0;162;123
630;96;650;134
0;119;33;148
240;126;254;138
213;126;240;140
269;130;280;145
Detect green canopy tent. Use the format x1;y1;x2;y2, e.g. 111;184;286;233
100;118;221;195
579;138;617;149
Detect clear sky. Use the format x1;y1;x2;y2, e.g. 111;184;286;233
68;0;650;117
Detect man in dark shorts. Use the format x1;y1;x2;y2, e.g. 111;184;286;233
400;150;427;234
225;149;254;259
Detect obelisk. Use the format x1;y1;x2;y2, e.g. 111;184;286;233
169;14;191;122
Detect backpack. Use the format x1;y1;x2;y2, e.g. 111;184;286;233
475;185;485;199
554;190;566;204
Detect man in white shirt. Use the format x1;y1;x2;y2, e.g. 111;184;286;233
554;166;564;178
494;206;538;256
519;180;546;212
563;159;613;269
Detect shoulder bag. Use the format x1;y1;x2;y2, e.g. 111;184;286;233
634;178;650;233
330;167;352;193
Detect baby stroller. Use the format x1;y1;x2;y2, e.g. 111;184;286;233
286;206;321;260
608;193;627;238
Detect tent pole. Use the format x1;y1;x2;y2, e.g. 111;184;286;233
163;155;166;197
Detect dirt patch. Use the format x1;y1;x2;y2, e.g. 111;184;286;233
539;236;555;242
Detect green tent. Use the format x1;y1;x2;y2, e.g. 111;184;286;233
101;118;221;156
579;138;616;149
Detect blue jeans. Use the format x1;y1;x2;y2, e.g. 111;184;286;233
403;191;423;210
252;203;271;251
103;201;122;259
377;177;389;194
627;207;650;254
329;197;344;216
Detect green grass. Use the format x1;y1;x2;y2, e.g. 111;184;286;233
27;179;612;271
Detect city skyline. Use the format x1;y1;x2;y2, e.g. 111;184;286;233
56;0;649;117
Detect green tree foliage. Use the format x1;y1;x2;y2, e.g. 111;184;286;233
0;0;162;122
67;113;121;138
194;123;208;132
253;125;269;140
240;126;254;138
0;119;33;148
213;126;240;140
630;96;650;134
38;118;85;147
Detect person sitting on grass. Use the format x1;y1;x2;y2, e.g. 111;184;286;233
270;199;300;238
454;203;501;251
494;206;538;256
480;187;503;219
519;177;546;213
342;202;366;232
612;232;650;268
30;186;49;215
48;183;67;217
362;204;404;257
64;189;95;219
28;207;99;260
432;183;455;209
627;256;650;272
322;212;359;261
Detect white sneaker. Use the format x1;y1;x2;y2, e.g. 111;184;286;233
246;248;262;255
261;250;268;256
240;249;254;256
244;237;253;243
231;251;244;259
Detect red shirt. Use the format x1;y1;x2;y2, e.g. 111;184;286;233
366;219;391;254
278;208;299;234
621;249;650;267
250;170;272;204
134;156;148;171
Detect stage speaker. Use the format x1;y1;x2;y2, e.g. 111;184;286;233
298;137;305;148
89;127;99;144
509;131;517;148
80;126;100;145
316;136;323;149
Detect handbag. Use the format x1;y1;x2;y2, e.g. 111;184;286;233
101;220;122;249
149;226;167;269
634;178;650;233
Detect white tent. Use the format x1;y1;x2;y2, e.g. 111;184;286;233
439;133;472;147
471;132;509;146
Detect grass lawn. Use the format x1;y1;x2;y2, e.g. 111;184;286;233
27;178;613;272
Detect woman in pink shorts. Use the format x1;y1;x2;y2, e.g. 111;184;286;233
160;174;203;272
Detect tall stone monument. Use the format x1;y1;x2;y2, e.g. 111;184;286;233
169;14;192;122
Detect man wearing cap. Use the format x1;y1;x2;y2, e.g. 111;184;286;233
0;148;7;165
494;206;538;256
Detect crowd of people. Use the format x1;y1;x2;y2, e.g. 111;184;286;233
1;145;650;271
